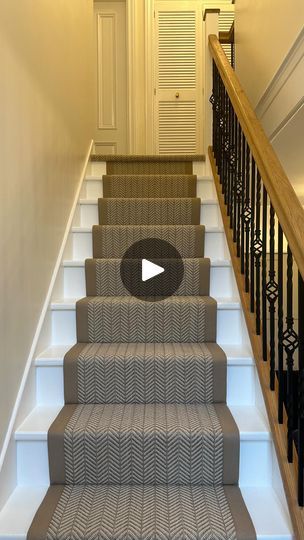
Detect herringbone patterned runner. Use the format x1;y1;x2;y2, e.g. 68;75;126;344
99;197;201;224
77;296;216;343
85;258;210;296
48;403;238;485
93;224;204;258
29;485;253;540
28;154;256;540
103;174;197;197
64;342;226;404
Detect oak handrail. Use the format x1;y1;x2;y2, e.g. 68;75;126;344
219;22;234;44
209;34;304;281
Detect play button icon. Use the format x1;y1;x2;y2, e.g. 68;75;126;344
142;259;165;282
120;237;184;301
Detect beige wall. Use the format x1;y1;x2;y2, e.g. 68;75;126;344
0;1;94;449
235;0;304;108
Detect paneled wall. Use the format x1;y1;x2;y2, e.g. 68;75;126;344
94;1;127;153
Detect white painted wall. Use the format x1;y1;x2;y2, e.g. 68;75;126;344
234;0;304;108
0;0;94;450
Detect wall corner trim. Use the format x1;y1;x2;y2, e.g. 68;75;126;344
255;27;304;141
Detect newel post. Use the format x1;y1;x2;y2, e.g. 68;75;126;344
203;9;219;156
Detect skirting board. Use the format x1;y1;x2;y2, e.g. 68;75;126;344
0;139;94;509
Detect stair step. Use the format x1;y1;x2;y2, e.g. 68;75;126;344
48;403;239;485
98;197;201;224
14;405;273;487
85;258;211;297
50;298;243;346
92;224;205;259
77;198;221;228
34;343;256;407
63;342;226;404
0;484;292;540
90;155;204;175
70;226;229;260
82;175;217;200
76;296;217;343
90;154;206;162
102;174;198;198
62;258;236;301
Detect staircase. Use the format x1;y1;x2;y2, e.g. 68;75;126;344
0;154;293;539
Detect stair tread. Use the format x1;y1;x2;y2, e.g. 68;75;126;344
72;225;224;232
50;297;240;309
79;198;218;205
35;343;254;366
91;154;205;162
15;404;270;441
0;485;292;540
62;257;231;267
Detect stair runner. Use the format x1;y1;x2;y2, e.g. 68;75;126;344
28;155;256;540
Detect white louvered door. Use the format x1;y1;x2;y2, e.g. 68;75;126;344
154;1;203;155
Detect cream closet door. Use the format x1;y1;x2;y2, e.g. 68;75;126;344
154;1;203;155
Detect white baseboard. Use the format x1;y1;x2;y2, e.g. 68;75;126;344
0;139;93;506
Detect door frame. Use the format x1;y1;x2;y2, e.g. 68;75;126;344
145;0;155;153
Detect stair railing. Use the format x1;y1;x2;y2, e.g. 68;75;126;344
208;34;304;538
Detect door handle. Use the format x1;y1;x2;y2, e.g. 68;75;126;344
175;92;180;98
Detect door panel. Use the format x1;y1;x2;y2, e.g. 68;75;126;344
154;2;203;155
94;1;127;154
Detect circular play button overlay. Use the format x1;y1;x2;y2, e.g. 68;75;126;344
120;238;184;301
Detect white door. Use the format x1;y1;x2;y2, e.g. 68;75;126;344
94;1;127;154
153;1;203;155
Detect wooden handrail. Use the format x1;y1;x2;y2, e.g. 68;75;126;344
219;22;234;44
209;34;304;281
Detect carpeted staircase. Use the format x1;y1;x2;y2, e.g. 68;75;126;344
28;155;256;540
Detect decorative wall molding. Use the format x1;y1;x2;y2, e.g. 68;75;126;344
256;28;304;141
94;141;117;154
97;13;117;130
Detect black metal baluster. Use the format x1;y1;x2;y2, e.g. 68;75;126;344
232;113;238;242
262;187;268;361
250;158;256;311
228;100;236;229
266;204;278;390
254;172;262;334
244;143;251;292
220;82;226;195
278;225;284;423
283;247;298;462
236;125;242;258
240;134;246;274
298;271;304;505
223;90;229;205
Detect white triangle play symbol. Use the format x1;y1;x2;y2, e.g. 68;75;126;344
142;259;165;282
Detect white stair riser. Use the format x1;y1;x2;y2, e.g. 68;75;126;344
62;264;236;299
35;364;256;407
50;306;243;347
15;438;272;487
77;202;221;229
71;230;228;260
82;178;217;201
